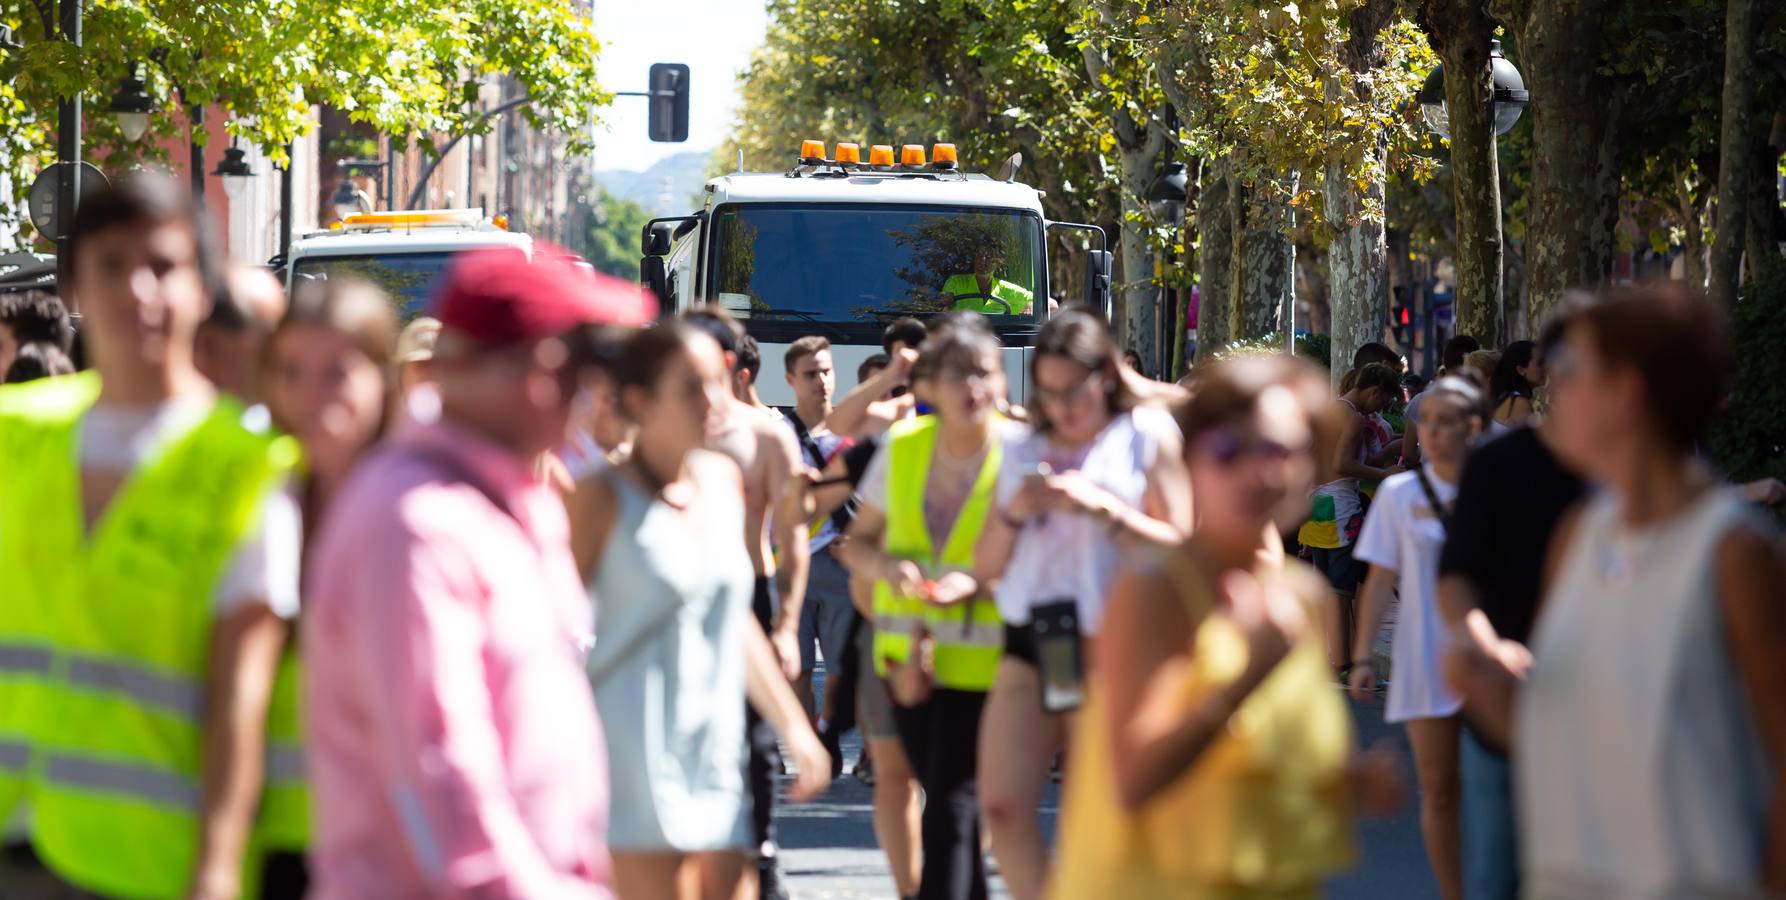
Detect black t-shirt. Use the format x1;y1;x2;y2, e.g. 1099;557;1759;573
1438;427;1586;644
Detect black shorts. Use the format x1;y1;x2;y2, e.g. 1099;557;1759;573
753;575;776;629
1003;622;1039;667
1306;545;1367;598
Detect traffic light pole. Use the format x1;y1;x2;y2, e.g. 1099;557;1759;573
54;0;80;291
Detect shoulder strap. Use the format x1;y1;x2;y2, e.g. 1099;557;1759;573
1412;466;1452;533
785;411;826;471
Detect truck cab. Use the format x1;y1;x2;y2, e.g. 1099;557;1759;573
641;142;1109;407
285;209;533;316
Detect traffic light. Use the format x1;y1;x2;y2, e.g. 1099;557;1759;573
1391;284;1416;349
648;63;690;143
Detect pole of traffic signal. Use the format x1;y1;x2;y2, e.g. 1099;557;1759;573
55;0;81;293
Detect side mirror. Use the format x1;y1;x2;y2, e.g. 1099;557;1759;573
1084;250;1114;321
641;256;669;304
641;222;673;257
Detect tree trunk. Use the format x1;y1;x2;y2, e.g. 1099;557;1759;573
1194;157;1235;363
1325;160;1390;389
1421;0;1502;347
1232;174;1295;342
1499;0;1621;326
1681;179;1710;292
1711;0;1756;305
1116;146;1158;364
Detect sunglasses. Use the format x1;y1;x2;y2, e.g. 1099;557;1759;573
1193;426;1309;466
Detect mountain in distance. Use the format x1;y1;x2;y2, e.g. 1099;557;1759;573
593;150;714;217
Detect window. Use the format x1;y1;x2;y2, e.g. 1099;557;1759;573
291;252;459;317
710;204;1044;332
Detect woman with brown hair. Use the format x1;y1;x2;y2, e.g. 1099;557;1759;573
1449;283;1786;899
1050;355;1400;899
934;310;1192;900
254;277;399;897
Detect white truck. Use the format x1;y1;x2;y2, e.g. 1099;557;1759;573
640;142;1111;407
284;209;533;314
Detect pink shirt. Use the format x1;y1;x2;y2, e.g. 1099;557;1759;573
303;414;610;899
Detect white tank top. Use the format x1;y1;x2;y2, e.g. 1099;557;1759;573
992;407;1175;633
1516;486;1774;900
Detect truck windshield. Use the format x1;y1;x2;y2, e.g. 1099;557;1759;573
290;252;458;316
710;204;1044;330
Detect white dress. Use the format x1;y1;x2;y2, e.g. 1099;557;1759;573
1517;487;1773;900
1352;466;1463;723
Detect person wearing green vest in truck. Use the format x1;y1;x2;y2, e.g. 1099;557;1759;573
940;242;1033;316
842;316;1011;900
0;176;302;900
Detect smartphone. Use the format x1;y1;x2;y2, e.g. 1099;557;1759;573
1031;599;1084;713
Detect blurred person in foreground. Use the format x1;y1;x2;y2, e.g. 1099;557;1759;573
251;277;400;897
302;248;651;899
1448;283;1786;900
569;323;829;900
195;265;288;405
1050;355;1401;899
1350;375;1488;900
0;175;302;899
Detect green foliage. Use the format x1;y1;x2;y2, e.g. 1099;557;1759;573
569;187;651;282
0;0;607;237
1209;330;1330;370
1707;259;1786;484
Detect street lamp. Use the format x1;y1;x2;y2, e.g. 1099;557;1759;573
108;64;156;142
1416;39;1529;140
212;140;255;200
1144;160;1192;376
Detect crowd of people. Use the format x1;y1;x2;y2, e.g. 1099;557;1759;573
0;172;1782;900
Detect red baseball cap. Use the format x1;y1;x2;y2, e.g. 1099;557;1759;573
430;243;655;349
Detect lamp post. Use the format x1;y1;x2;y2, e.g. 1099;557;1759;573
1146;160;1189;378
55;0;80;291
1416;38;1528;351
1415;40;1529;140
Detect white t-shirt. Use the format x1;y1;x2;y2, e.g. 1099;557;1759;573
1352;465;1463;723
79;399;301;619
992;407;1176;633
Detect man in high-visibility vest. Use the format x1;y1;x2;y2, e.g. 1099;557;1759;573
940;243;1033;316
0;175;301;899
841;318;1008;900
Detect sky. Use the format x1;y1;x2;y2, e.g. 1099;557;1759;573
588;0;769;173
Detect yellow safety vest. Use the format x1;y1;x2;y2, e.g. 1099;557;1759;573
0;373;300;899
943;273;1033;315
871;415;1005;692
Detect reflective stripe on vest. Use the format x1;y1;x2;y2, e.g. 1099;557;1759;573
266;744;306;785
43;753;200;810
870;415;1005;691
0;642;53;675
0;740;28;772
0;374;299;897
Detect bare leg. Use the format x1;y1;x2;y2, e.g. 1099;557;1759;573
870;735;922;897
1406;716;1464;900
977;659;1063;900
613;850;686;900
693;850;746;900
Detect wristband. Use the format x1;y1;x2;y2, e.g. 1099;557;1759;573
1351;658;1375;669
